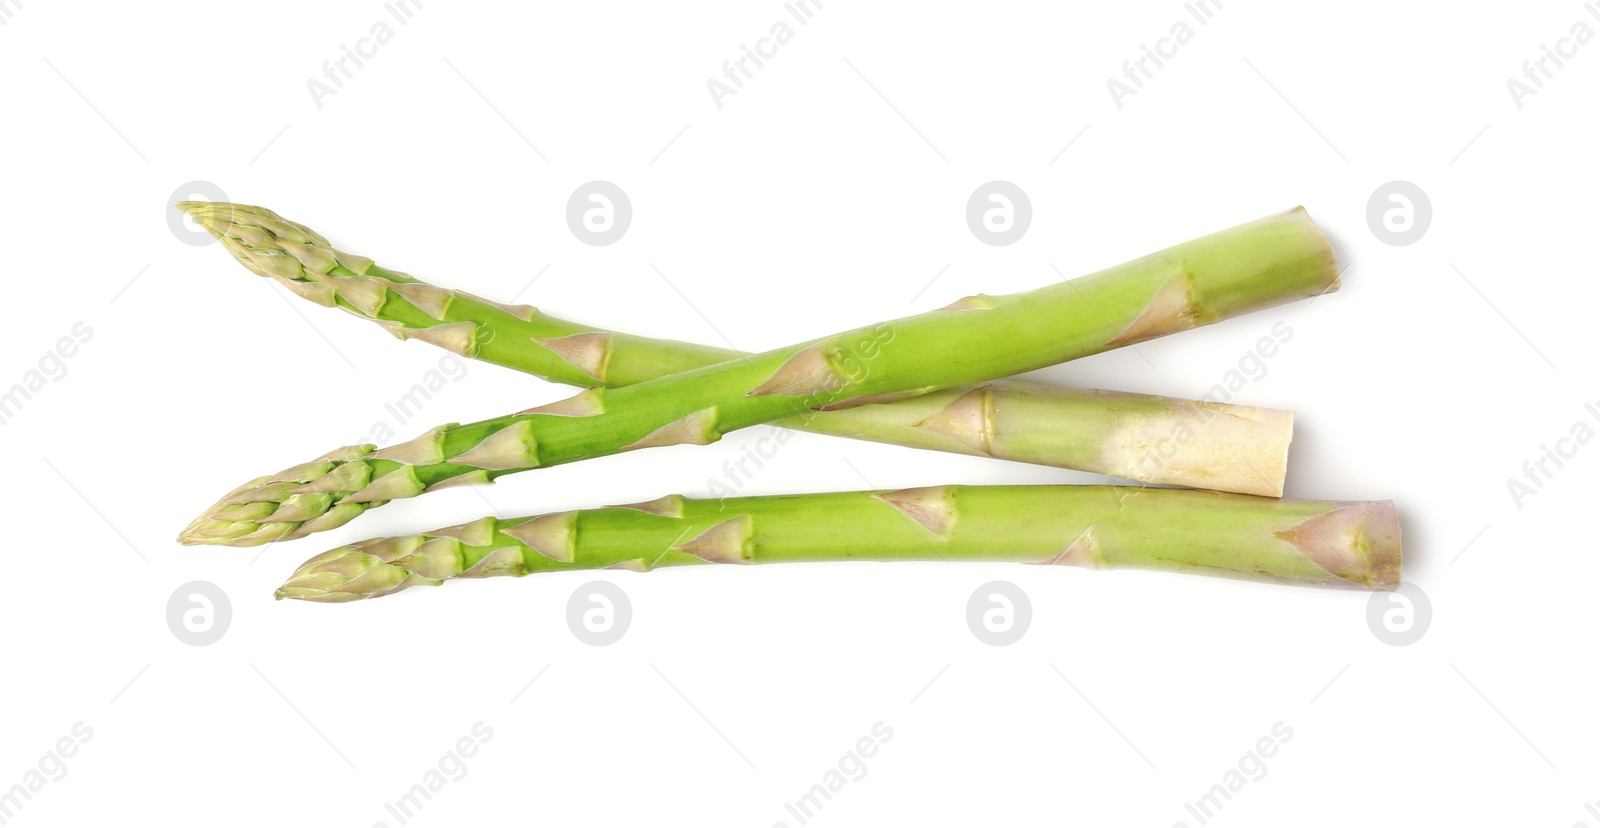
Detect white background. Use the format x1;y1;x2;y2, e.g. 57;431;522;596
1;0;1595;825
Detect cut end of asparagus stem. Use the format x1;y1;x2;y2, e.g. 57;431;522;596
1168;403;1294;497
1279;499;1403;591
1095;399;1294;497
1365;502;1403;591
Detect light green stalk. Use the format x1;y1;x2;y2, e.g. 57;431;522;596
180;207;1339;547
276;486;1402;602
178;202;1304;496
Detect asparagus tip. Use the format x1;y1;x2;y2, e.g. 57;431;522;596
174;200;235;243
274;545;430;602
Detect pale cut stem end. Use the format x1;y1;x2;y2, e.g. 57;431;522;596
1098;403;1295;498
1361;501;1403;591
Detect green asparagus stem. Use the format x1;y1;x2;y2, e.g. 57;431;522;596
276;486;1402;602
178;202;1304;496
180;208;1339;547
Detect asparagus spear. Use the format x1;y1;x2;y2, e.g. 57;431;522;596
178;201;1302;496
180;208;1339;547
276;486;1402;602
